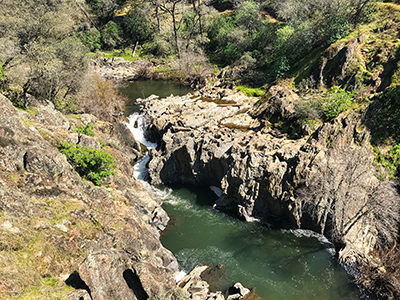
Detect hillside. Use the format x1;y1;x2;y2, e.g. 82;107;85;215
2;0;400;299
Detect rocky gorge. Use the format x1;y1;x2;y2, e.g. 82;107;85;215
0;91;257;300
142;81;399;273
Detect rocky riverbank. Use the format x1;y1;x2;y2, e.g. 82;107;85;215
0;92;257;300
0;94;181;299
140;82;396;270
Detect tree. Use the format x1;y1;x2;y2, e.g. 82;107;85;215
124;3;154;55
0;0;89;105
101;20;122;49
297;146;399;249
23;37;89;102
159;0;186;58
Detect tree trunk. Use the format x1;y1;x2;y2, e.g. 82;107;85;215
156;4;161;32
75;0;100;31
132;41;139;57
198;0;203;40
171;7;181;59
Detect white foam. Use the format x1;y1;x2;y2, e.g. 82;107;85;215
282;229;336;256
126;112;194;281
174;270;187;283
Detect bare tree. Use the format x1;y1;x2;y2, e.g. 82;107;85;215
158;0;186;58
298;146;400;249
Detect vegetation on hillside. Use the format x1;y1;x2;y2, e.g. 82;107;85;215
59;142;117;186
2;0;400;298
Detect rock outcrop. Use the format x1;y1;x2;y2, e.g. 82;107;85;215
0;93;181;299
141;85;389;265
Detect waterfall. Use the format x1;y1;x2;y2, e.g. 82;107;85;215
126;113;187;282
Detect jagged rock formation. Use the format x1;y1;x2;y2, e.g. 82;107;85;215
0;94;181;299
142;84;392;264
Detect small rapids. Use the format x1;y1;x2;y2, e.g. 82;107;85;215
127;112;360;299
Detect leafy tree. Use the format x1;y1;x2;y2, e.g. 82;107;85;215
80;28;102;51
0;0;89;104
124;3;154;47
206;1;273;66
101;21;121;49
325;13;350;45
59;142;116;186
85;0;119;23
24;36;89;102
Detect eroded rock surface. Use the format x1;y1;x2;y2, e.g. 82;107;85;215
0;93;180;299
142;85;386;264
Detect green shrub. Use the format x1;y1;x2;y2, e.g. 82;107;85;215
59;142;116;186
325;13;350;45
74;122;95;137
80;27;102;51
0;64;5;82
272;56;290;79
101;21;122;49
374;145;400;178
54;97;80;114
319;86;354;120
98;139;107;148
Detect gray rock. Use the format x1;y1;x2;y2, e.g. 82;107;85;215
142;83;386;265
78;134;101;149
68;289;91;300
79;249;142;300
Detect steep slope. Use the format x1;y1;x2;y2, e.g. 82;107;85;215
0;94;180;299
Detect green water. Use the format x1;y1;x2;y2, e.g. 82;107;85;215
119;82;360;299
119;80;193;116
159;185;360;300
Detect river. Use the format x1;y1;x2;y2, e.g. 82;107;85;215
122;82;360;299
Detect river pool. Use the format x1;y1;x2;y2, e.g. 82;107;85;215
122;83;360;300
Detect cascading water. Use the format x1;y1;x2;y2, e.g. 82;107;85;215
126;114;156;182
126;112;360;299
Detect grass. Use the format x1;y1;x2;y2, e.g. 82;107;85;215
22;119;37;128
17;105;37;116
235;85;266;97
102;49;141;61
292;46;326;85
0;196;102;299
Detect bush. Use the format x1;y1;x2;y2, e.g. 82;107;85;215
73;122;95;137
59;142;116;186
319;86;353;120
80;27;102;51
78;74;126;121
272;56;290;79
374;144;400;178
295;98;323;121
325;13;350;45
54;97;80;114
101;21;121;49
0;64;5;82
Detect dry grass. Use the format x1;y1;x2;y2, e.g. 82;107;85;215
0;197;102;299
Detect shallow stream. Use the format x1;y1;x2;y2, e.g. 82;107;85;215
122;81;360;299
